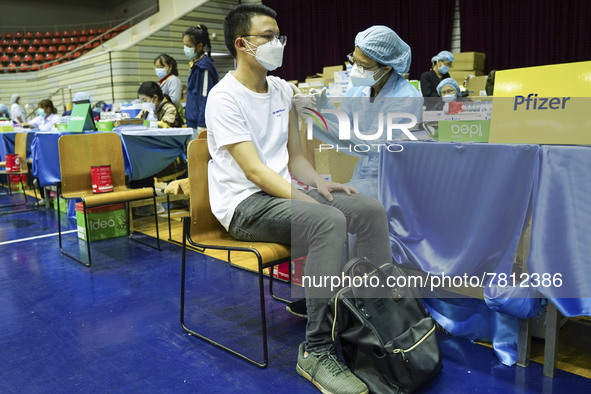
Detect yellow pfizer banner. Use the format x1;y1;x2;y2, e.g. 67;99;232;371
489;61;591;145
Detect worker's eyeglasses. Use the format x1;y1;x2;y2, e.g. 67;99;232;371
347;53;380;74
241;34;287;46
440;61;453;68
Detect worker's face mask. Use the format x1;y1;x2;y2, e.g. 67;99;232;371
442;94;456;103
37;108;45;117
349;64;386;87
438;61;449;75
243;38;284;71
155;68;168;79
142;101;156;112
184;45;195;58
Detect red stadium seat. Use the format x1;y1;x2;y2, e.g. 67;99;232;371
32;39;42;46
37;47;47;54
64;52;72;60
23;54;33;63
89;29;97;35
72;30;80;36
62;30;71;37
21;39;30;46
122;24;128;30
12;55;22;63
4;33;13;39
51;38;60;45
27;46;36;54
104;33;111;40
5;47;15;55
1;39;9;47
35;32;43;38
41;38;50;45
7;62;17;72
11;39;20;46
58;45;66;52
111;32;118;38
25;32;34;39
73;51;81;59
98;28;106;34
15;32;23;39
34;54;44;62
88;35;96;42
0;54;9;63
67;45;76;52
31;63;40;71
44;53;54;61
16;47;26;55
0;64;4;73
44;31;53;38
81;29;89;36
55;53;63;60
92;42;99;48
84;43;91;50
82;50;88;55
42;63;50;69
79;36;87;43
61;38;68;44
54;31;62;38
47;46;56;53
70;37;79;44
19;63;29;72
53;61;60;67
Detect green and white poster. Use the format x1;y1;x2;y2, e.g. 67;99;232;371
66;103;95;133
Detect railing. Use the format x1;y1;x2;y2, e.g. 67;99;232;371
25;86;72;118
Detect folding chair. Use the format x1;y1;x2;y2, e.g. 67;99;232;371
180;138;297;368
0;132;39;214
57;133;161;267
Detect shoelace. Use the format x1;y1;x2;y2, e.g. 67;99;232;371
317;353;348;377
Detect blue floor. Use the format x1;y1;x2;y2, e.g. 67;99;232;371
1;193;590;393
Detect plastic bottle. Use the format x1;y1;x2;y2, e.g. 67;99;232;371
147;111;158;128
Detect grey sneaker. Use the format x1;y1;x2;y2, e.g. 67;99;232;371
296;343;368;394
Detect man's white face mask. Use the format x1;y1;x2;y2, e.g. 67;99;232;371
243;37;285;71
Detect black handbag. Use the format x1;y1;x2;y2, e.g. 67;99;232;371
327;257;443;394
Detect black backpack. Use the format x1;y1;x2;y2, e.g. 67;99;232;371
327;257;443;393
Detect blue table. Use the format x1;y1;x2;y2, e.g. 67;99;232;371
31;129;193;187
0;130;36;161
378;141;591;366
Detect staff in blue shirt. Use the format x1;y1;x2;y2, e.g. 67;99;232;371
183;25;219;132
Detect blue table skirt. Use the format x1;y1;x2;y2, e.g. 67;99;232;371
31;130;192;187
0;130;36;161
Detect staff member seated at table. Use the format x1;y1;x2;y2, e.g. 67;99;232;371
22;99;60;131
429;77;470;111
136;82;184;128
62;92;101;119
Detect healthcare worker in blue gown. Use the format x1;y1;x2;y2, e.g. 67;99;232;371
300;26;423;200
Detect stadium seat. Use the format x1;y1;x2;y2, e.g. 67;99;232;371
34;54;44;62
67;45;76;52
44;53;54;61
55;53;63;60
41;38;50;45
64;52;72;60
15;32;23;39
1;39;9;47
79;36;87;43
31;63;40;71
51;38;60;45
89;29;97;35
42;63;50;69
27;46;36;54
32;39;42;47
70;37;78;44
61;59;68;64
61;38;68;44
47;46;56;53
122;25;128;30
54;31;62;38
81;29;89;36
25;32;34;39
98;28;106;34
5;47;15;55
23;54;33;63
35;32;43;39
62;31;71;37
16;47;26;55
0;64;3;73
12;55;22;63
92;42;99;48
111;32;118;38
4;33;13;40
44;31;53;38
58;45;66;52
19;63;29;72
37;47;47;55
7;62;17;72
11;39;20;46
21;39;30;46
104;33;111;40
72;30;80;36
82;50;88;55
53;61;60;67
0;55;9;64
74;51;81;59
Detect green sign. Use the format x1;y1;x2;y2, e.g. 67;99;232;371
437;119;490;142
66;103;95;133
76;207;128;242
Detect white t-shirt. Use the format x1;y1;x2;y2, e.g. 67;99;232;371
29;113;60;131
205;72;292;230
11;103;27;123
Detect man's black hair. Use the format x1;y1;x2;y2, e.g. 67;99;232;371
223;4;277;58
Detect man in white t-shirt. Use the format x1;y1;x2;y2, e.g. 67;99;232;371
206;5;392;393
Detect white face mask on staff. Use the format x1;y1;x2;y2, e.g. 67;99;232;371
349;64;386;87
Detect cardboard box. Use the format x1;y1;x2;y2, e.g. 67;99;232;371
291;256;307;286
76;203;128;242
334;71;350;84
452;52;486;71
97;120;114;132
322;65;343;78
448;70;484;86
465;75;489;96
314;149;359;184
263;262;290;281
0;120;14;132
436;119;490;142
